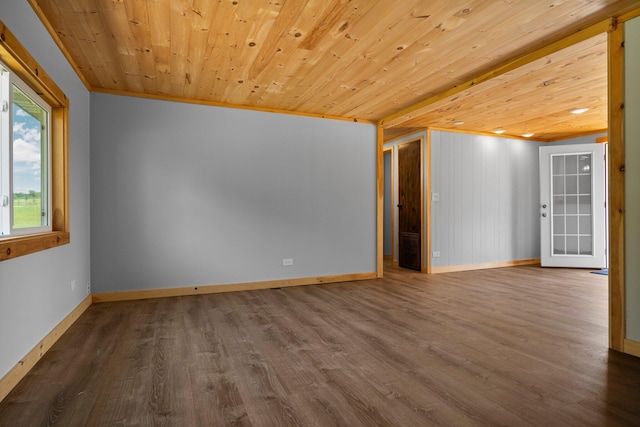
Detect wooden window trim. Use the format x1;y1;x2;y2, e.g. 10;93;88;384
0;20;69;261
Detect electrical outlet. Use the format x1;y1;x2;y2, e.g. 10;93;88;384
70;280;76;291
87;282;91;295
283;258;293;266
432;193;440;202
432;251;440;258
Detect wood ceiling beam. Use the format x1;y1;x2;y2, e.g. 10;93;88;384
379;18;614;129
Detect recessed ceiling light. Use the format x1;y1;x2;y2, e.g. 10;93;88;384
522;133;535;138
493;129;506;134
570;108;589;114
453;121;464;125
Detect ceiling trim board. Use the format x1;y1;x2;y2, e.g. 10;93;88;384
426;126;547;142
423;126;607;143
545;129;608;142
91;87;376;124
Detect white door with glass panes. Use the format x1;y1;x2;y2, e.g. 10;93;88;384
539;143;606;268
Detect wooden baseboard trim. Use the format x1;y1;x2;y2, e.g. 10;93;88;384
0;295;92;403
383;254;393;260
431;258;541;274
92;272;377;303
624;339;640;358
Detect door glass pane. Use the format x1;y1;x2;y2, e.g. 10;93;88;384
579;236;593;255
566;236;579;255
553;215;564;234
578;175;591;194
12;85;48;229
579;195;591;214
553;195;565;214
579;216;591;235
553;156;564;174
550;153;593;258
553;236;565;254
566;175;578;194
566;195;578;214
566;215;578;234
578;155;591;174
553;176;564;195
565;155;578;174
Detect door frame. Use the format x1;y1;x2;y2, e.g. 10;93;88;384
382;132;431;273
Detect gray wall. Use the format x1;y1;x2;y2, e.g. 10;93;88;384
90;93;377;293
0;2;91;379
430;130;542;267
549;133;607;145
626;17;640;341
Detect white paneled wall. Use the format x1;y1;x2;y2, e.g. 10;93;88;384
430;131;542;268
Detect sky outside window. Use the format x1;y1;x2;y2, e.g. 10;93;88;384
12;86;44;195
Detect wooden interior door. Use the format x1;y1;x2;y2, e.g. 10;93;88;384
398;140;421;270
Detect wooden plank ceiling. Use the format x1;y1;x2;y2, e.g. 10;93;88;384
30;0;640;141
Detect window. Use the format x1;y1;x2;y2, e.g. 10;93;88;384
1;62;52;237
0;20;69;261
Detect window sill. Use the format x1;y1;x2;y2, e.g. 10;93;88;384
0;231;70;261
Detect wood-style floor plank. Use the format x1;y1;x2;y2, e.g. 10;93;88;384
1;264;640;426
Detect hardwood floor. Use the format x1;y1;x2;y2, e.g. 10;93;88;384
1;264;640;426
